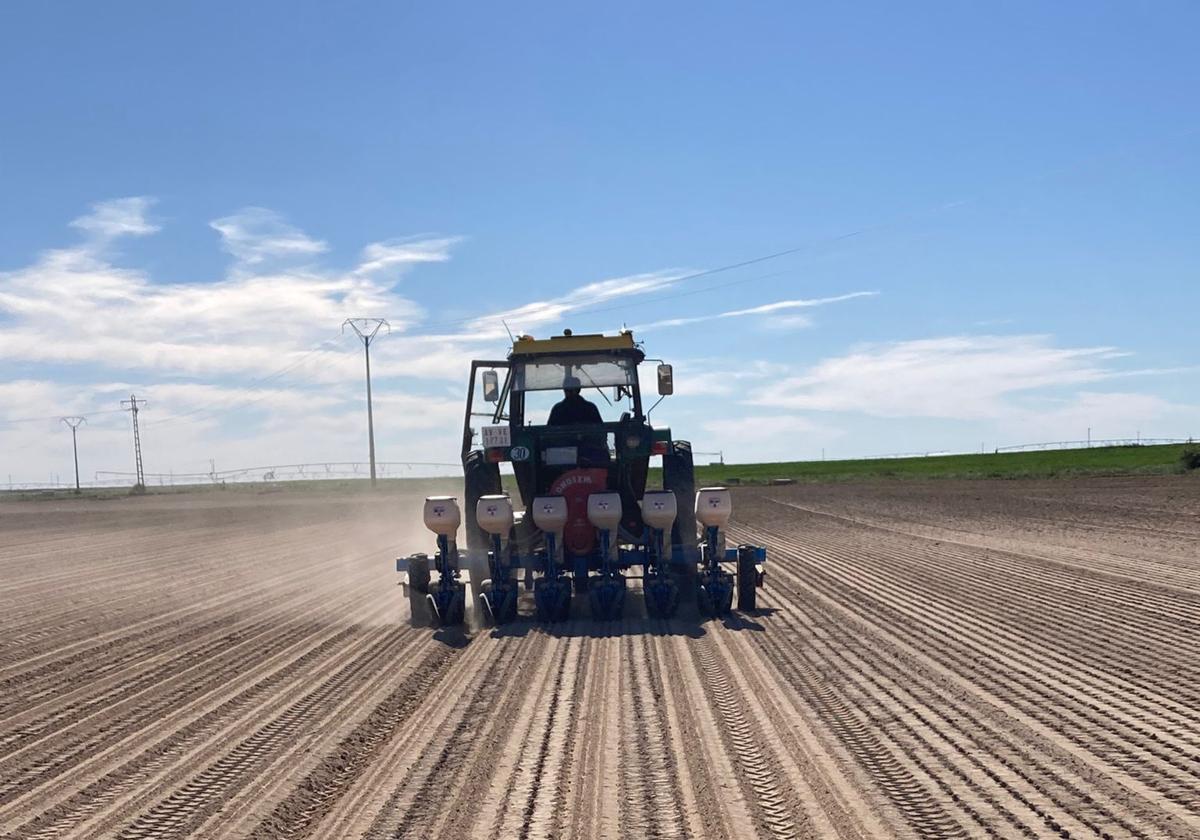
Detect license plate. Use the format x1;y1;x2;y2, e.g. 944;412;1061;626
482;425;511;447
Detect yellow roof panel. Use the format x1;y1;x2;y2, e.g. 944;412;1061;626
511;331;637;356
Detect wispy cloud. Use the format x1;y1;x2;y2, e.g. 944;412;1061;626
467;270;685;338
69;197;160;241
750;334;1146;419
698;413;846;462
633;290;877;332
210;207;328;267
353;236;461;277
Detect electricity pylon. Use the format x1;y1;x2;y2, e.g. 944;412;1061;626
343;319;390;486
61;416;86;493
121;394;147;491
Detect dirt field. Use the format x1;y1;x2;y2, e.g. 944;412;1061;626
2;476;1198;839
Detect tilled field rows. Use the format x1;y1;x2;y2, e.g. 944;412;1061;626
1;478;1197;839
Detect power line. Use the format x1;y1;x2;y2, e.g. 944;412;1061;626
0;408;124;427
147;332;348;429
405;230;875;337
401;127;1200;338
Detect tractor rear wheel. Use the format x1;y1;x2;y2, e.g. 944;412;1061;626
463;450;503;554
663;439;698;565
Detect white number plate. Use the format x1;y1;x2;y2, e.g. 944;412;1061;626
482;425;511;448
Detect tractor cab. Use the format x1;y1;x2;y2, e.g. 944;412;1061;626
463;330;675;553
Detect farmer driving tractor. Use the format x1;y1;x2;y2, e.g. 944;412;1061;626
548;375;602;426
549;375;607;463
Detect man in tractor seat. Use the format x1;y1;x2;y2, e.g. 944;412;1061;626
548;376;608;465
548;377;602;426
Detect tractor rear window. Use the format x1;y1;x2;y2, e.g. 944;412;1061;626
512;357;637;392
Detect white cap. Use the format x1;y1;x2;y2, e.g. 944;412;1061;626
423;496;461;537
531;495;569;534
587;492;623;531
640;490;678;531
695;487;732;529
476;494;514;537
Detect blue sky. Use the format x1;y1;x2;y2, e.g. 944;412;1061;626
2;2;1197;485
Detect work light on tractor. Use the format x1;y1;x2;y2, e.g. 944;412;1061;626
397;330;766;627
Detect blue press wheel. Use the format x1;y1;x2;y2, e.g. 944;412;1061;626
430;587;465;627
535;578;571;623
487;584;519;625
588;578;626;621
644;576;679;619
698;579;732;618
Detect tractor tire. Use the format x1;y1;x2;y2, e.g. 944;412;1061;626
663;440;699;561
463;450;503;555
736;545;758;612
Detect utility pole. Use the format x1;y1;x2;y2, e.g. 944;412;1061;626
61;416;86;494
343;318;390;486
121;394;147;491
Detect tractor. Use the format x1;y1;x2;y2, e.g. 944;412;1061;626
398;329;765;626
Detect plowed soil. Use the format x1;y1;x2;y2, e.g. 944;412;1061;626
2;475;1198;839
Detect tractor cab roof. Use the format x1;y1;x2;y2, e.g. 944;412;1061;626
510;330;643;360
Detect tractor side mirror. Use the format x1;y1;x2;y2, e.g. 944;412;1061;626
482;370;499;402
656;364;674;396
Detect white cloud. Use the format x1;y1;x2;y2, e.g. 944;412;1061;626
142;382;345;418
468;270;685;338
0;221;438;380
1000;391;1192;443
0;200;707;482
753;334;1140;420
761;314;814;330
69;197;159;240
699;414;846;463
664;358;789;398
210;207;328;266
353;237;459;277
5;199;1193;483
722;292;876;318
633;290;876;332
